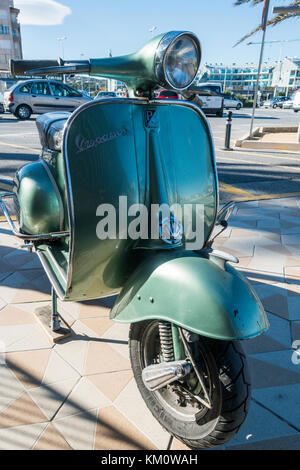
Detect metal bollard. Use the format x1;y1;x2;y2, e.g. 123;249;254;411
223;111;233;151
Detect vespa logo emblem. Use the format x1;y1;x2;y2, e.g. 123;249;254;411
159;216;183;245
144;109;159;128
75;127;128;154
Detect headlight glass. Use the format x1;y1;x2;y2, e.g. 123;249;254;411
163;35;200;89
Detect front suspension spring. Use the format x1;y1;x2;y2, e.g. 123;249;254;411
159;322;174;362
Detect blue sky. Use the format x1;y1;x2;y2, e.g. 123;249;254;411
15;0;300;66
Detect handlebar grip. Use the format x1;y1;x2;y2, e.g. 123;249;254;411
10;59;62;76
180;90;203;108
188;94;204;108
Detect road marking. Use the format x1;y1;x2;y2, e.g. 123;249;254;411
219;182;254;198
218;155;300;172
217;147;300;159
220;192;300;202
0;133;37;138
0;215;16;222
0;140;39;154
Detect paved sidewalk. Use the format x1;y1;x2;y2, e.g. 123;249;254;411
0;197;299;450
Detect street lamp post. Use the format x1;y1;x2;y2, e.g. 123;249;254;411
80;53;85;92
57;36;67;83
57;36;67;58
247;39;300;97
249;0;271;138
273;5;300;142
149;26;157;37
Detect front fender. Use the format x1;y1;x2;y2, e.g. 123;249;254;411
110;252;269;340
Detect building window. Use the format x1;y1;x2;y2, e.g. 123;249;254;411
0;25;10;34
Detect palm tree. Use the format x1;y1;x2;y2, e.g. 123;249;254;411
234;0;300;46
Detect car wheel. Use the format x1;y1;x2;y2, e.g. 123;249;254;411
216;108;224;117
236;103;241;110
272;104;277;109
0;104;4;114
294;109;299;113
14;104;32;120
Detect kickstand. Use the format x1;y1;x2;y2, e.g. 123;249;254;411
51;287;62;331
34;287;72;343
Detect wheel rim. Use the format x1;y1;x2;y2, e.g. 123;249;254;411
141;321;213;423
18;106;30;119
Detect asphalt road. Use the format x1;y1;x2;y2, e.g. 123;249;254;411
211;107;300;202
0;107;299;203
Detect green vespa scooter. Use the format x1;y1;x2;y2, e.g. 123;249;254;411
0;31;269;449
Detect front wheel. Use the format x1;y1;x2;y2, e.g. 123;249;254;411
14;104;32;120
129;320;251;449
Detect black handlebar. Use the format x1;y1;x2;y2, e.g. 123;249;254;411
10;59;62;76
10;58;90;76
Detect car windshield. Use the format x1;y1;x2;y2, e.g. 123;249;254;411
50;82;81;97
97;92;116;97
199;85;221;94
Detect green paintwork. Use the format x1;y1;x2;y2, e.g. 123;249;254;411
60;99;217;301
2;31;269;343
41;149;69;230
90;34;164;97
7;97;267;341
14;161;61;235
110;251;269;341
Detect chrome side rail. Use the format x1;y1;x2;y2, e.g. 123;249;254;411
0;192;70;241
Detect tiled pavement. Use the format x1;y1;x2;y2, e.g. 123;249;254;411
0;197;299;450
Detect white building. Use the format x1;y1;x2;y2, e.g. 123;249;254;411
197;58;300;96
0;0;22;74
197;63;274;95
271;58;300;94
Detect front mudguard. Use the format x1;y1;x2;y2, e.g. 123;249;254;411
110;252;269;341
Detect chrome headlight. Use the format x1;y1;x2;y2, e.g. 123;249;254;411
155;31;201;90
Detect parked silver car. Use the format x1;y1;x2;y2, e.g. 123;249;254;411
224;96;243;110
4;79;93;119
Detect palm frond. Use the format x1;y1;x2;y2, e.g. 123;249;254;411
234;0;300;46
234;0;263;6
233;24;262;47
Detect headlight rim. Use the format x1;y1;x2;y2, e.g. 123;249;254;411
154;31;201;91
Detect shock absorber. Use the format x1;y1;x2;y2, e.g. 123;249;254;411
159;322;174;362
